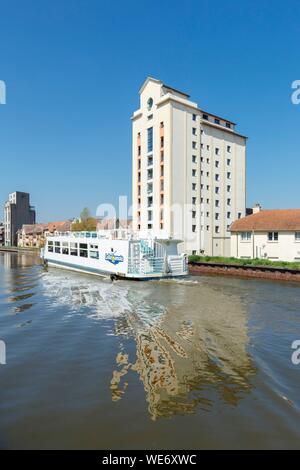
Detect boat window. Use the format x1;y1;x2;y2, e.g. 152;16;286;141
70;242;78;256
54;241;61;254
90;250;99;260
62;242;69;255
79;243;88;258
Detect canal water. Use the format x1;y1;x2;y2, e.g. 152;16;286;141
0;252;300;449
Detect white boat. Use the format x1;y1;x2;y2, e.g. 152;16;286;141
40;230;188;280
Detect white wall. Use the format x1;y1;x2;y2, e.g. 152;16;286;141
231;231;300;262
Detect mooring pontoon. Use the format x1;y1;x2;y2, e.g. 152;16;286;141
41;230;188;280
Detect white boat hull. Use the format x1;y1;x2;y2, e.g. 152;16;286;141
41;230;188;281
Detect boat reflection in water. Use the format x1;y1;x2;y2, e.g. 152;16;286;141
40;269;257;421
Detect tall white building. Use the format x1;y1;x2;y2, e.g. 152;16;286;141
132;77;247;256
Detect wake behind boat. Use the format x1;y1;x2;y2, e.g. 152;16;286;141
40;229;188;280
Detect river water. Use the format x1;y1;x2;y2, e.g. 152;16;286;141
0;251;300;449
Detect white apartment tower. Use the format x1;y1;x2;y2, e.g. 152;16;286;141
132;77;247;256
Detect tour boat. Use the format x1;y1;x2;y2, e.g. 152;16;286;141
40;230;188;280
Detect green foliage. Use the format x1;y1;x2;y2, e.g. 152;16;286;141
71;218;97;232
188;255;300;271
80;207;91;222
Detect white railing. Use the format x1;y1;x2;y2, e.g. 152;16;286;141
47;229;172;241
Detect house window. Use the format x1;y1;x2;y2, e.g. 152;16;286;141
47;241;53;252
192;114;197;121
147;155;153;166
215;148;220;155
215;213;219;220
241;232;251;241
226;122;231;129
227;198;231;206
227;212;231;219
160;136;164;148
192;127;197;135
215;161;219;168
214;118;220;125
295;232;300;241
192;169;196;177
192;141;197;149
203;114;208;120
215;174;220;181
227;172;231;179
147;127;153;152
192;211;196;218
215;226;220;233
192;155;197;163
192;197;197;205
215;187;219;194
192;183;196;190
227;159;231;165
268;232;278;241
238;212;242;219
54;241;61;254
227;145;231;153
192;225;196;232
160;121;164;128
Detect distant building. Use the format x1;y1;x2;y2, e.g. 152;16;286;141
17;220;72;248
96;218;132;230
230;208;300;262
0;223;4;246
4;192;36;246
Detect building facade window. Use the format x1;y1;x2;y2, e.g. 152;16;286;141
241;232;251;241
147;127;153;153
295;232;300;241
268;232;279;241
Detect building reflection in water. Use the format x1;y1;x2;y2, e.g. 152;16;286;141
37;266;257;420
0;252;41;313
110;280;257;420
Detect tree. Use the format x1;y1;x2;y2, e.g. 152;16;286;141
71;208;97;232
80;207;91;222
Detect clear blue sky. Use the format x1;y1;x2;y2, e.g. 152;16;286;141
0;0;299;222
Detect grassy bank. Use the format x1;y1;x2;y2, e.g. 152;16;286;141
188;255;300;271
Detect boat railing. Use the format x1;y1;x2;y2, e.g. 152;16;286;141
46;229;172;241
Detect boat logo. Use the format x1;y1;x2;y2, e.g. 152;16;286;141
105;251;124;265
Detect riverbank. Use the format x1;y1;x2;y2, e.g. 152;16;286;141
189;260;300;282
